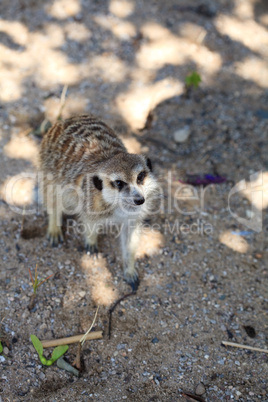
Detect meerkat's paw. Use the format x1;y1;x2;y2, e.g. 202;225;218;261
47;227;64;247
124;269;140;292
85;243;99;257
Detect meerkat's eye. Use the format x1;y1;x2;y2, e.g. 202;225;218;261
137;171;146;184
112;180;126;191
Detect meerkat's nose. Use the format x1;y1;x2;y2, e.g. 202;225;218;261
134;196;145;205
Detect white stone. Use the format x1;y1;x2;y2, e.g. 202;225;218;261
246;209;254;218
173;126;190;143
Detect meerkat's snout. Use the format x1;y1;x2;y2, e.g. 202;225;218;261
130;187;145;206
134;196;145;205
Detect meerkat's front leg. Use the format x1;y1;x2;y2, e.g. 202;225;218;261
120;221;141;291
46;187;64;247
83;219;99;255
47;209;64;247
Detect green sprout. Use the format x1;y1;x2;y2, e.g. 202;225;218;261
29;264;53;294
0;341;3;354
185;71;202;89
30;334;68;366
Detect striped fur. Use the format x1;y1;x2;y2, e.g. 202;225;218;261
40;115;126;182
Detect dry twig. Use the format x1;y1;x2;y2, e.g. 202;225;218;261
80;305;100;346
56;85;68;121
41;331;103;348
222;341;268;353
72;342;82;371
72;306;100;370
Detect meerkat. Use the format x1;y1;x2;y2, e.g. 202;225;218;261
39;115;158;290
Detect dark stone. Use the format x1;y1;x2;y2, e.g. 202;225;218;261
243;325;256;338
256;110;268;119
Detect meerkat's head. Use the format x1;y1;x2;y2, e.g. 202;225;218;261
92;152;157;217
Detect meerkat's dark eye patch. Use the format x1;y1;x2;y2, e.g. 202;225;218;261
137;171;146;184
111;180;126;191
146;157;152;172
93;175;103;191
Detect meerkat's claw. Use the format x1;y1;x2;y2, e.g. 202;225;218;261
129;276;140;292
124;271;140;291
86;244;99;257
47;229;64;247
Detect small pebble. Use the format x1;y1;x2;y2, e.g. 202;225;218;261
39;372;46;380
195;382;206;396
173;126;190;143
3;347;9;355
117;343;126;350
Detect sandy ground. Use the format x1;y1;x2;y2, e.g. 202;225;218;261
0;0;267;401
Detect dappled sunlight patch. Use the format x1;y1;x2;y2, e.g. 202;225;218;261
259;14;268;27
121;137;142;154
236;58;268;88
43;97;62;122
116;78;183;130
179;22;207;44
234;0;255;19
61;96;89;119
87;54;128;82
216;15;268;55
37;50;81;88
44;24;65;47
0;173;35;207
111;20;136;40
95;14;136;40
64;22;92;42
3;134;39;165
44;95;88;121
0;20;28;46
136;227;164;259
109;0;134;18
141;22;170;41
81;254;118;306
137;22;221;74
46;0;81;19
241;171;268;210
219;231;249;253
0;67;23;102
0;24;87;97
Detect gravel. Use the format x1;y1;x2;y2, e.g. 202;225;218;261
0;0;267;401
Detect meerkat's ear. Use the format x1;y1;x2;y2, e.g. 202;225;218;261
93;175;103;191
146;157;153;172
